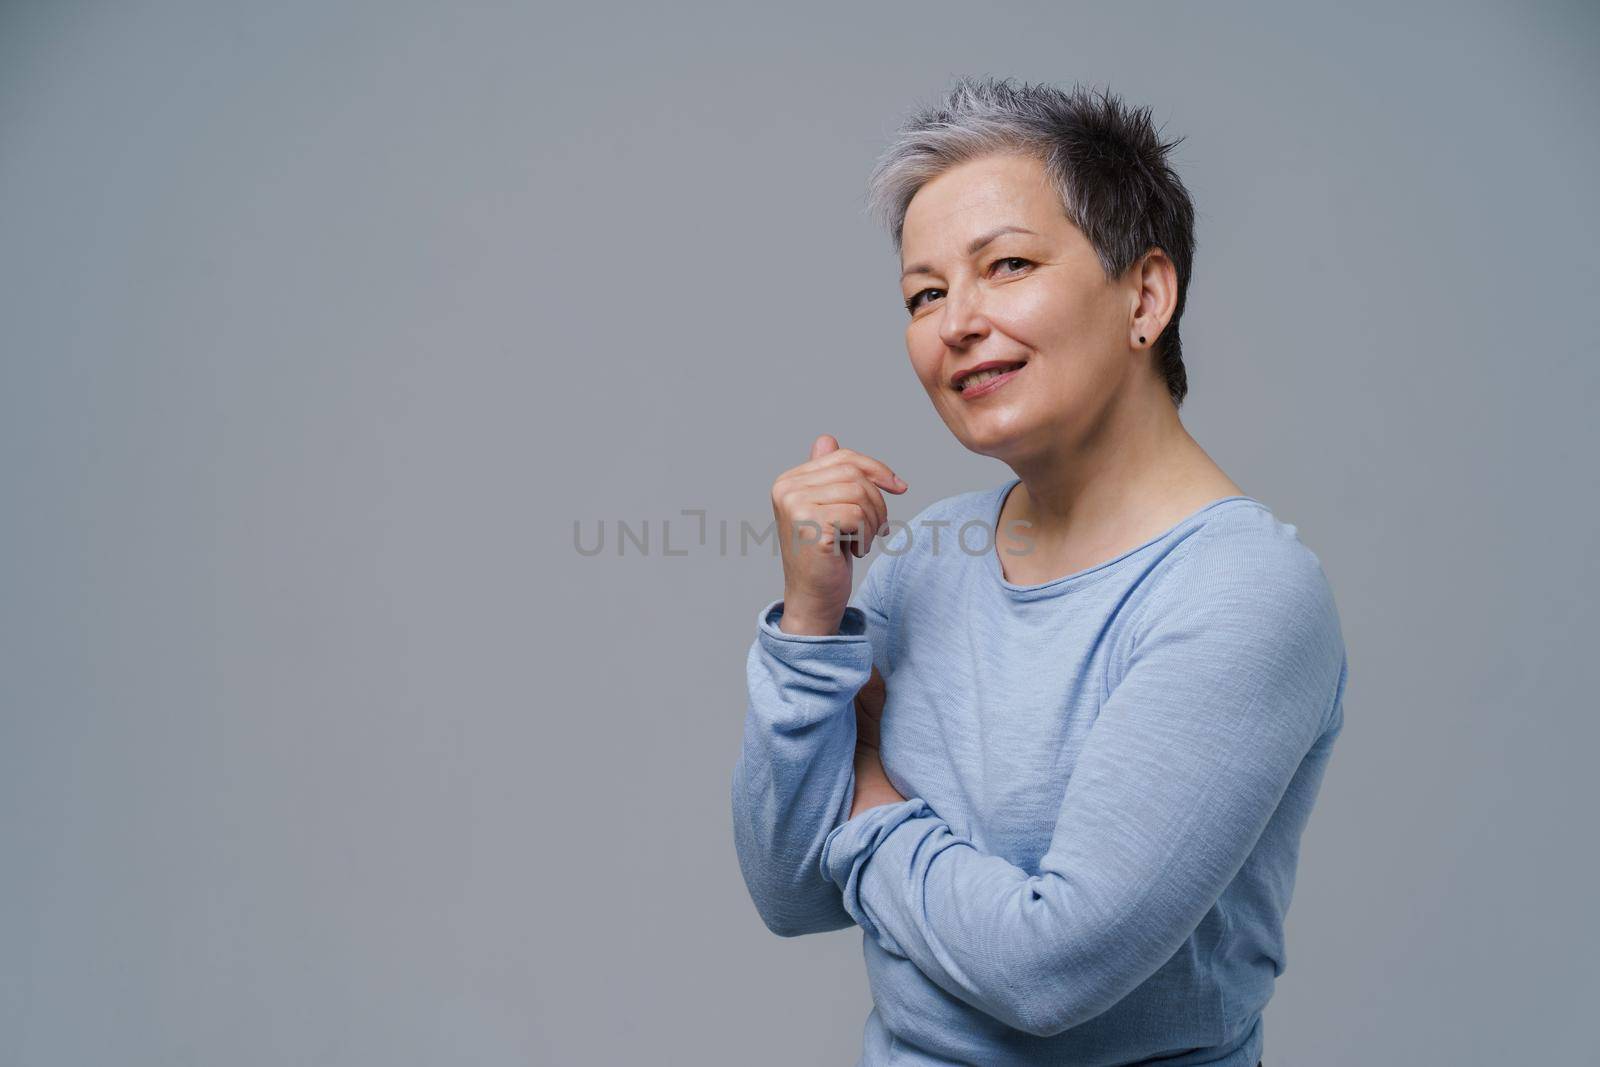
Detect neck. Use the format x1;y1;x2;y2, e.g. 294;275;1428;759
1004;378;1228;546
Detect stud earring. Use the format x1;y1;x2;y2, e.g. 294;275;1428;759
1139;335;1147;344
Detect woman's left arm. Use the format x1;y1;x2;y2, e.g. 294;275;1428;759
820;533;1348;1038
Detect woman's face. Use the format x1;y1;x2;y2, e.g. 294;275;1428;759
899;152;1153;464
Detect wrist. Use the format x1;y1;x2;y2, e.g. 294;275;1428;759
776;599;842;636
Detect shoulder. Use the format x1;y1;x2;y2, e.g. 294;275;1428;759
1141;503;1346;673
1133;502;1348;732
1162;502;1335;603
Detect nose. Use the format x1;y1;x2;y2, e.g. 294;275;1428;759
937;278;990;349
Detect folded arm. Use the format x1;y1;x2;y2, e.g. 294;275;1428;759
731;550;899;937
820;534;1347;1035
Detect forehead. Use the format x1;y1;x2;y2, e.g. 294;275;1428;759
901;154;1060;252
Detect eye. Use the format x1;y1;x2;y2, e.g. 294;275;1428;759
903;258;1034;315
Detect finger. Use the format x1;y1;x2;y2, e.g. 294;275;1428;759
830;448;908;494
855;719;880;752
807;478;888;551
839;499;882;558
862;666;886;707
811;502;873;558
781;465;894;535
854;697;882;749
781;445;906;495
776;481;876;547
774;434;840;485
856;688;885;726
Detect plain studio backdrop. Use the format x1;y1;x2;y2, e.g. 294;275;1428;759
2;1;1596;1064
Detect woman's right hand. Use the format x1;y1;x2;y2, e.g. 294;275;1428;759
770;434;907;635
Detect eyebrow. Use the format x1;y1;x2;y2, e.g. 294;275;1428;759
900;225;1039;280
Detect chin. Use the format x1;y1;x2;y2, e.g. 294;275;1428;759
952;422;1025;460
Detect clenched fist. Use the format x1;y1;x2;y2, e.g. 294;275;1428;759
770;434;907;636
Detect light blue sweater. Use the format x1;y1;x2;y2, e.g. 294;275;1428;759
732;477;1348;1066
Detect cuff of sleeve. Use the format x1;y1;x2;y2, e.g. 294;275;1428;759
819;797;931;943
756;598;870;642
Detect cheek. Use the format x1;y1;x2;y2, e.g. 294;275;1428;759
906;330;943;387
999;284;1084;347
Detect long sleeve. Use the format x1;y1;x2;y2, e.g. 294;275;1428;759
818;530;1348;1036
731;547;899;937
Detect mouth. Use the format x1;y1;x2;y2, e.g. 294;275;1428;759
953;361;1027;398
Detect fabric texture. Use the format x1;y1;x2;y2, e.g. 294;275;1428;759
731;477;1348;1067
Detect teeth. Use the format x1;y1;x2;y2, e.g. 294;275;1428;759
960;364;1022;390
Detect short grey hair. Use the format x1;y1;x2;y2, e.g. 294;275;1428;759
866;76;1197;408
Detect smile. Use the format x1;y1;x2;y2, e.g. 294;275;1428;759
955;362;1026;398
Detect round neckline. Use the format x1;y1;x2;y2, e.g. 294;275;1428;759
986;476;1265;598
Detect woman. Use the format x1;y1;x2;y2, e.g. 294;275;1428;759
731;77;1344;1067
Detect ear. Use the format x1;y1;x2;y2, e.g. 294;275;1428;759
1129;248;1177;349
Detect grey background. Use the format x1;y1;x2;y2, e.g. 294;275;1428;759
2;1;1595;1064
